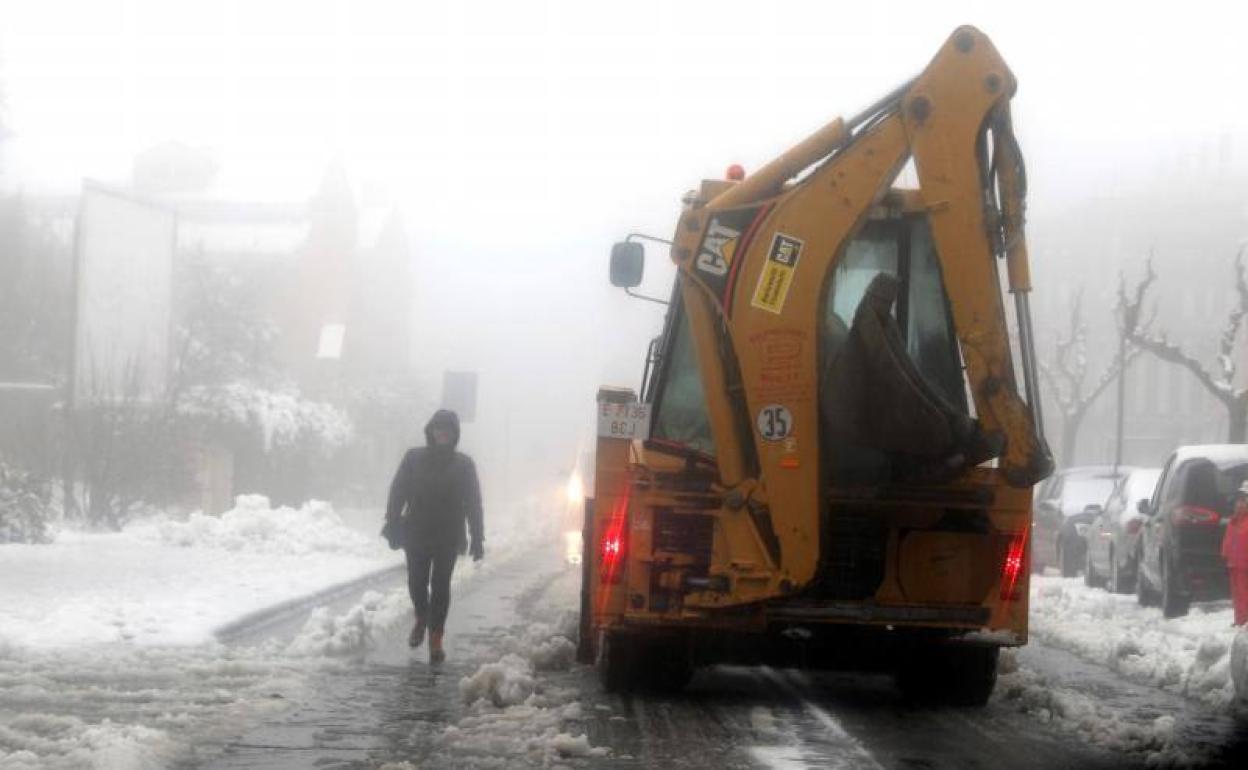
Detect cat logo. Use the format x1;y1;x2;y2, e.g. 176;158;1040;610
751;232;804;314
696;221;740;278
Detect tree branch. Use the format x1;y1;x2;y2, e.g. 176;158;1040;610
1218;248;1247;391
1076;345;1143;418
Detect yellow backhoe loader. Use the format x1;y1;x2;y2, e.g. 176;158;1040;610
579;26;1053;706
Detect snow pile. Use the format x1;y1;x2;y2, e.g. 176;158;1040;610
0;505;398;649
285;590;411;657
147;495;380;558
429;574;604;767
1232;629;1248;703
547;732;602;758
996;665;1181;761
433;686;606;767
1028;576;1238;707
0;714;179;770
497;616;579;672
459;653;538;708
0;641;304;770
281;515;557;659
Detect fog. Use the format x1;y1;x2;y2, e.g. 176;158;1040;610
5;4;1248;765
2;0;1247;506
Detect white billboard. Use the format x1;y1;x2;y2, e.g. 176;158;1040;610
72;183;177;405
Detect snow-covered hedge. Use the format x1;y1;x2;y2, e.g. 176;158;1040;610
0;462;53;545
147;495;374;557
178;382;352;454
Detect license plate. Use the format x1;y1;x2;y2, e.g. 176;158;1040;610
597;401;649;440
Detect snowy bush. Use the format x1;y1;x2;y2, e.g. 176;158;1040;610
0;461;53;544
70;401;192;530
178;382;352;455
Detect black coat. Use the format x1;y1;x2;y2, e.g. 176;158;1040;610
385;410;483;553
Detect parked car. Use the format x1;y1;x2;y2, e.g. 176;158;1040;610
1085;467;1162;593
1032;466;1128;577
1137;445;1248;618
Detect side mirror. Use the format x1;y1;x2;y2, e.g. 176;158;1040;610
610;242;644;288
1136;498;1151;515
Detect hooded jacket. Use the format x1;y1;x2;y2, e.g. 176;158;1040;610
386;409;483;553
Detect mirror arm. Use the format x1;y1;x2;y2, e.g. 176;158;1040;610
625;287;670;305
626;233;674;247
622;233;672;304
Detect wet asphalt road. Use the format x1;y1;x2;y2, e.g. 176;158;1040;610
205;547;1248;769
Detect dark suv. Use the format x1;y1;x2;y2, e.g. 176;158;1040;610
1136;445;1248;618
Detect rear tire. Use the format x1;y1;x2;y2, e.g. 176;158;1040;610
598;632;636;693
1161;558;1191;619
1084;545;1106;589
577;500;595;664
1136;555;1160;608
1059;538;1081;578
641;639;694;694
897;645;999;707
1109;548;1134;594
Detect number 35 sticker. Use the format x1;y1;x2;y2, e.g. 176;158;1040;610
756;404;793;441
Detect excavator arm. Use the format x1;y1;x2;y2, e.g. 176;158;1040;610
663;26;1053;598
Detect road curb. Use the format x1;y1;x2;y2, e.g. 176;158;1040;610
214;561;405;643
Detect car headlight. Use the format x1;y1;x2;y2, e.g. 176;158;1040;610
1074;522;1089;537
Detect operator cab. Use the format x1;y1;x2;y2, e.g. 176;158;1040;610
820;206;999;487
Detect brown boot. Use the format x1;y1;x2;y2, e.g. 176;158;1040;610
429;630;445;664
408;614;426;649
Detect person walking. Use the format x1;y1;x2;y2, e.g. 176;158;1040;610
385;409;484;662
1223;481;1248;627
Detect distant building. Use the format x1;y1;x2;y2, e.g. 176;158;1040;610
280;161;417;390
1031;160;1248;467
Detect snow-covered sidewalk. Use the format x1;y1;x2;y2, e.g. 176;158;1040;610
0;493;567;770
0;496;400;649
1027;575;1239;708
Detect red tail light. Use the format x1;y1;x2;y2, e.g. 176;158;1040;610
1171;505;1220;526
1001;531;1028;601
1126;519;1142;535
599;504;628;585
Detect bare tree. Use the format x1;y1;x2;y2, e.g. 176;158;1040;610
1118;252;1248;443
1039;291;1140;464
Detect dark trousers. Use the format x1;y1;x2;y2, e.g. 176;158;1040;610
405;544;458;633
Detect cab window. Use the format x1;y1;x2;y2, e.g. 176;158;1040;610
651;307;715;456
820;215;978;484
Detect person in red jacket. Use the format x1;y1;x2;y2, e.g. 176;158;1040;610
1224;481;1248;626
